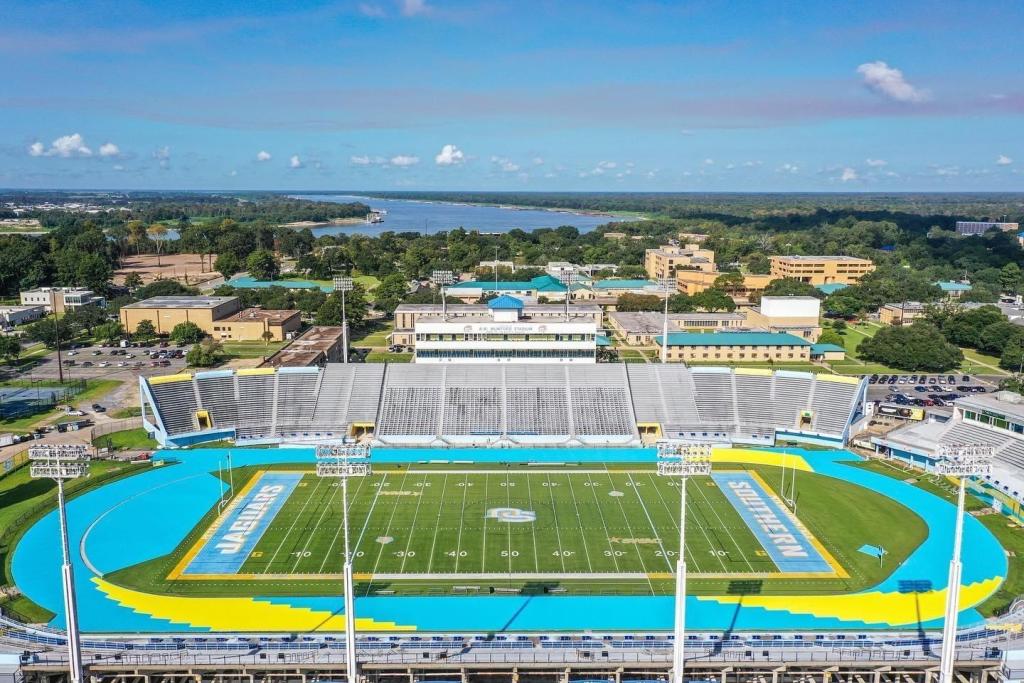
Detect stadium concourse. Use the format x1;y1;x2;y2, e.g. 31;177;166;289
138;363;868;449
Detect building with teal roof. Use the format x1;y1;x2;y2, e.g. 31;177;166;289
935;281;972;298
815;283;848;296
810;343;847;361
653;331;813;363
448;274;568;302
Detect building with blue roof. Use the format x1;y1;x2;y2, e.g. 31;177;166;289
654;331;813;363
810;343;847;361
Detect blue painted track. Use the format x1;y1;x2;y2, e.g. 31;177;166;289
11;447;1007;633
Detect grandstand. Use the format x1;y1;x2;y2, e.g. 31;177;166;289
141;363;866;448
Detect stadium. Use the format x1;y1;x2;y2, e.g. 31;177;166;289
4;363;1022;683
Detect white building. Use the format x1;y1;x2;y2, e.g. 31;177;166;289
411;295;599;364
0;305;46;327
19;287;105;314
955;220;1020;236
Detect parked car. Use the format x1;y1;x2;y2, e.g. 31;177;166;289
91;403;105;412
81;361;94;367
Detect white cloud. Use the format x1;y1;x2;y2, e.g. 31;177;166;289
856;61;928;103
390;154;419;167
839;167;858;182
256;150;272;162
997;155;1013;166
359;2;386;17
934;165;959;176
153;145;170;168
742;160;762;167
777;163;799;174
400;0;430;16
865;158;887;167
434;144;465;166
597;160;617;169
112;164;125;172
98;142;120;157
351;155;371;165
703;158;714;165
491;156;520;172
229;170;238;177
532;157;545;165
30;133;95;158
289;154;303;169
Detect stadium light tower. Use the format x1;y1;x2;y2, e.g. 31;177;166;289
29;444;91;683
431;269;455;317
557;270;579;317
333;276;354;364
316;443;371;683
656;441;713;683
935;443;994;683
659;278;676;364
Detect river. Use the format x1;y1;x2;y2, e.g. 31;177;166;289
290;194;618;236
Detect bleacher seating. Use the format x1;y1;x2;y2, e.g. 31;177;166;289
144;363;864;447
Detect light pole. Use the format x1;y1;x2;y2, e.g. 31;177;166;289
29;443;91;683
659;277;676;364
431;270;455;318
935;442;995;683
316;443;371;683
557;270;579;318
333;276;354;364
656;441;713;683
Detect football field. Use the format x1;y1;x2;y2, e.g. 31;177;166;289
175;466;841;580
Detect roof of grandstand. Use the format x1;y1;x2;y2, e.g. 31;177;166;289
655;331;812;346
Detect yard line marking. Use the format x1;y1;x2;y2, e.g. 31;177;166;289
645;472;715;573
264;474;327;571
370;469;412;576
524;472;540;573
505;470;513;575
399;472;429;573
565;472;594;573
425;472;448;575
603;469;654;592
626;472;673;572
545;473;567;573
586;472;620;573
289;471;343;573
690;471;756;573
453;472;470;573
353;472;387;563
317;472;371;574
481;473;490;573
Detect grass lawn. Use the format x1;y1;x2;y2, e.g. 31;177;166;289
92;427;158;451
218;341;288;360
109;462;925;599
961;349;1009;376
110;406;142;418
354;275;380;291
0;459;148;622
350;320;394;348
365;351;412;363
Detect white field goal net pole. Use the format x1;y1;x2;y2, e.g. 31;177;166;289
29;444;91;683
316;444;371;683
935;443;994;683
656;441;713;683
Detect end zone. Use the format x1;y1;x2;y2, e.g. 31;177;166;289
169;471;303;579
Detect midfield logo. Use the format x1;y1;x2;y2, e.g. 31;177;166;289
486;507;537;523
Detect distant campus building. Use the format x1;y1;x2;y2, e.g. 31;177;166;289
955;220;1020;236
769;255;875;286
19;287;105;313
644;244;716;281
119;295;301;342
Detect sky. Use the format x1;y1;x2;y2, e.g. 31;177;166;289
1;0;1022;192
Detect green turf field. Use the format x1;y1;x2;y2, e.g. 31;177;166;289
239;469;776;578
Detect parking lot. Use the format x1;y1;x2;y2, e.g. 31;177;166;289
865;372;998;410
20;342;192;382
